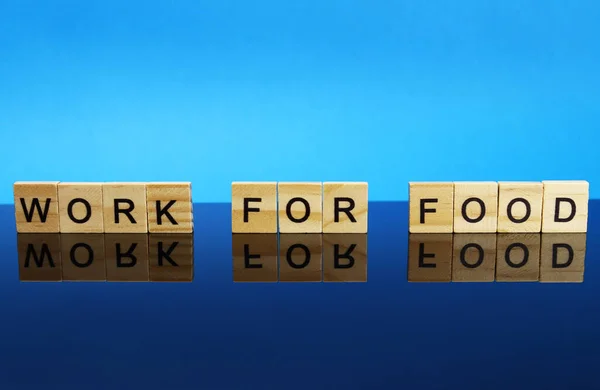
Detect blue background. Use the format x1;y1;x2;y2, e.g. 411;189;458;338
1;0;599;204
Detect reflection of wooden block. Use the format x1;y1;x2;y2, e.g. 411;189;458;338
148;234;194;282
105;234;149;282
540;234;586;283
409;182;454;233
279;234;322;282
232;234;278;282
408;234;452;282
232;182;277;233
278;182;322;233
323;234;367;282
542;181;589;233
497;182;543;233
58;183;104;233
61;234;106;281
322;182;368;233
496;234;540;282
102;183;148;233
17;234;62;281
454;182;498;233
147;183;193;233
14;182;61;233
452;234;496;282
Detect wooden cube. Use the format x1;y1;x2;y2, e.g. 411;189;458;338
409;182;454;233
58;183;104;233
61;234;106;281
232;234;278;282
148;234;194;282
407;234;452;282
146;182;193;233
231;182;277;233
323;234;367;282
277;182;323;233
540;234;586;283
105;234;149;282
279;234;322;282
452;234;497;282
14;181;61;233
497;182;543;233
102;183;148;233
454;182;498;233
541;181;589;233
17;233;62;281
322;182;368;233
495;234;540;282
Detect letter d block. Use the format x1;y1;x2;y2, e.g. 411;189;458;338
102;183;148;233
147;182;193;233
542;181;589;233
231;182;277;233
322;182;368;233
409;182;454;233
14;181;60;233
58;183;104;233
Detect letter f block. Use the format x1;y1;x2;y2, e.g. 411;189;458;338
231;182;277;233
409;182;454;233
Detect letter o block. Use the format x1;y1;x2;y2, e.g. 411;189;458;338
541;181;589;233
497;182;543;233
231;182;277;233
58;183;104;233
277;182;322;233
453;182;498;233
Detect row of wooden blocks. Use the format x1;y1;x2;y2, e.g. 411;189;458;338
408;233;586;283
13;182;193;234
409;181;589;233
231;182;368;233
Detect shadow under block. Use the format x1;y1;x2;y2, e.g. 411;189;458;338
102;183;148;233
277;182;323;233
408;234;452;282
540;234;586;283
409;182;454;233
105;234;150;282
232;234;278;282
58;183;104;233
148;234;194;282
231;182;277;233
18;234;62;281
495;234;540;282
497;182;543;233
61;234;106;281
322;182;368;233
279;234;323;282
452;234;497;282
323;234;367;282
454;182;498;233
14;181;61;233
541;181;589;233
146;182;193;233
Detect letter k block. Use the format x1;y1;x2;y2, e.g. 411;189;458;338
147;182;193;233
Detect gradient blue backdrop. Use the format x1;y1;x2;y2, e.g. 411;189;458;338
1;0;599;204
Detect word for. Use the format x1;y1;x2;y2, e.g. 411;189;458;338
17;233;193;282
408;233;586;283
14;181;193;234
409;181;589;233
233;233;367;282
231;182;368;234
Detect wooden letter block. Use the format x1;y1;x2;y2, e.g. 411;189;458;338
103;183;148;233
147;182;193;233
407;234;452;282
149;234;194;282
323;234;367;282
58;183;104;233
454;182;498;233
497;182;543;233
495;234;540;282
277;182;323;233
279;234;323;282
540;234;586;283
61;234;106;281
105;234;149;282
232;234;278;282
541;181;589;233
17;233;62;281
14;181;61;233
409;182;454;233
452;234;497;282
322;182;368;233
231;182;277;233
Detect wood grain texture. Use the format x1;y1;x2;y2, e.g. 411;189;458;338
58;183;104;233
323;234;367;282
454;182;498;233
495;234;540;282
232;234;278;282
540;233;586;283
277;182;323;233
497;182;543;233
146;182;193;233
541;180;589;233
105;234;149;281
279;234;322;282
148;234;194;282
103;183;148;233
452;234;497;282
407;234;452;282
409;182;454;233
61;234;106;281
322;182;368;233
14;181;60;233
17;233;62;281
231;182;277;233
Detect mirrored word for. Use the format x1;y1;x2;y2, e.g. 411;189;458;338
408;233;586;283
17;233;194;282
232;234;367;282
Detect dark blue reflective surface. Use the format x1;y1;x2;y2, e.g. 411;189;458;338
1;202;599;389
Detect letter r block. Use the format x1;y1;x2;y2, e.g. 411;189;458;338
146;182;193;233
277;182;322;233
231;182;277;233
58;183;104;233
322;182;368;233
102;183;148;233
409;182;454;233
541;181;589;233
14;181;61;233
